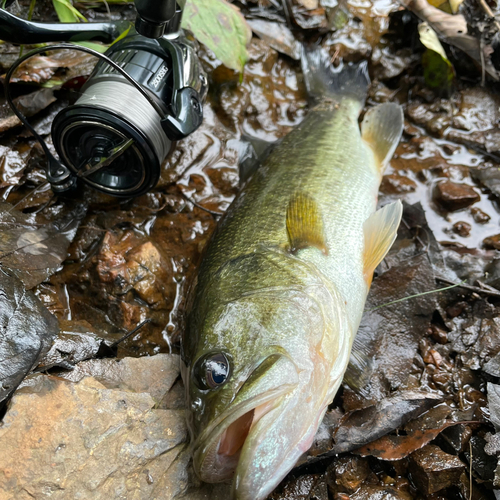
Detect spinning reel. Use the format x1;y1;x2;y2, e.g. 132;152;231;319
1;0;208;197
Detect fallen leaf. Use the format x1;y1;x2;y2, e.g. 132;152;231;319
9;49;97;85
0;202;86;289
354;420;468;460
0;89;56;133
0;268;58;404
182;0;252;72
402;0;498;79
488;382;500;432
419;22;455;92
330;391;443;454
247;19;302;60
52;0;86;22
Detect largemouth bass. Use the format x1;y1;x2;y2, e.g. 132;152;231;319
181;49;404;499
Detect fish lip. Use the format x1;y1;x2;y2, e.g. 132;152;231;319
192;381;295;464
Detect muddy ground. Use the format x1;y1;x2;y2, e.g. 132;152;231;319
1;0;500;498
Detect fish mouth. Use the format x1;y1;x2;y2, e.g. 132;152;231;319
193;354;298;483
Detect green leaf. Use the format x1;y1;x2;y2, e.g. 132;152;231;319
182;0;251;73
418;22;454;93
52;0;87;22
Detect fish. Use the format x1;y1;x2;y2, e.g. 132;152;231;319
181;47;404;500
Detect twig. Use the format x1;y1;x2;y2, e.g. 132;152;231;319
469;439;473;500
179;191;223;217
109;318;151;348
436;276;500;298
477;0;500;31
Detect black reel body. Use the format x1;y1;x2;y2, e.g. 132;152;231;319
52;34;207;197
2;2;208;198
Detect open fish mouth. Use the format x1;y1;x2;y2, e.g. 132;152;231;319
193;354;299;484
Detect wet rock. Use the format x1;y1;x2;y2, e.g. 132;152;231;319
57;354;180;403
327;456;371;493
428;325;448;345
0;359;188;500
343;484;413;500
438;424;472;455
447;301;500;371
435;180;480;211
483;234;500;250
471;207;491;224
485;432;500;456
452;221;471;237
271;473;328;499
488;382;500;432
37;319;107;371
380;173;417;194
407;88;500;156
409;444;466;495
464;435;497;481
484;352;500;378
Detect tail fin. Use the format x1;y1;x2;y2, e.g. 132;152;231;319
301;46;370;105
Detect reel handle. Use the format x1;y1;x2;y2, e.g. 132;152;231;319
0;9;127;44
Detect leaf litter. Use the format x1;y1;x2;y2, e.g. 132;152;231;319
2;0;500;499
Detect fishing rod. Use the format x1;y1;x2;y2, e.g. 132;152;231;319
0;0;208;197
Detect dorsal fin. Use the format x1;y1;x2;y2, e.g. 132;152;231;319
361;103;404;171
286;192;328;255
363;201;403;284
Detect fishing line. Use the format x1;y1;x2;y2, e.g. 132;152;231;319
368;280;467;312
73;80;169;163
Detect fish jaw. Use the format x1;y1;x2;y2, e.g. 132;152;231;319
231;342;350;500
192;354;300;483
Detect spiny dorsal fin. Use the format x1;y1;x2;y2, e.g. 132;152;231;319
286;192;328;255
363;201;403;284
361;103;404;172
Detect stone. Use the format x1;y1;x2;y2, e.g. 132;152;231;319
0;356;188;500
471;207;491;224
483;234;500;250
434;181;480;211
452;221;471;237
380;173;417;195
409;444;466;495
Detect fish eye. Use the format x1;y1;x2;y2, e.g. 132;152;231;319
194;353;231;390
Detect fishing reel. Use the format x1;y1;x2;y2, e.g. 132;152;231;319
1;0;208;197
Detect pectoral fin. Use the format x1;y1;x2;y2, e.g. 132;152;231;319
361;103;404;171
286;192;328;255
344;345;373;396
363;201;403;284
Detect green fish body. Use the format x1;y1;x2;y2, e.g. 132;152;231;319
182;50;404;500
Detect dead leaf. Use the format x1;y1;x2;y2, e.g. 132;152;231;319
0;202;86;289
354;420;468;460
8;49;96;85
247;19;302;60
401;0;498;79
0;88;56;133
329;391;443;454
0;268;58;404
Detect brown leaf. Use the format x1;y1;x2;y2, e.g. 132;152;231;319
353;421;463;460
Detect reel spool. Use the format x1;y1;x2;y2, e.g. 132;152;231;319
6;32;208;197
